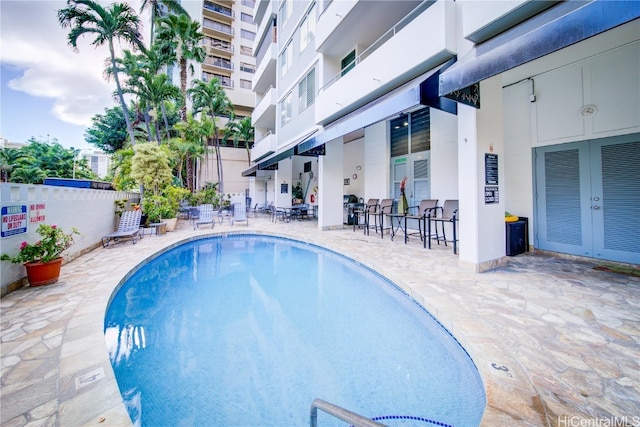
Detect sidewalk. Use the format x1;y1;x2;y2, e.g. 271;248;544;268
1;215;639;426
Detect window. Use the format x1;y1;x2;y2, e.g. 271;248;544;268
280;92;292;126
390;107;430;156
280;0;292;24
298;67;315;112
299;4;316;52
390;114;409;157
410;108;430;153
341;49;356;76
240;62;255;73
242;0;255;7
280;41;292;76
240;45;253;56
240;79;252;89
241;12;253;23
241;29;256;41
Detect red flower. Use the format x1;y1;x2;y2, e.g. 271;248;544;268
51;225;57;229
20;242;28;249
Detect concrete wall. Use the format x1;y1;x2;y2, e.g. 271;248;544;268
1;183;139;295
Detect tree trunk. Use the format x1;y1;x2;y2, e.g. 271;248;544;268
110;41;136;146
161;102;171;142
180;57;187;122
143;109;153;141
211;115;224;194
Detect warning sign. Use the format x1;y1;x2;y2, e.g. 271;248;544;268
1;205;28;237
30;203;46;223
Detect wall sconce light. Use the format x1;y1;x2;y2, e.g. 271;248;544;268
356;166;362;171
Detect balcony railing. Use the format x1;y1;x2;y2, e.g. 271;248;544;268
320;0;434;94
203;18;234;35
204;56;234;70
203;1;234;18
255;24;277;66
204;37;234;53
203;72;234;88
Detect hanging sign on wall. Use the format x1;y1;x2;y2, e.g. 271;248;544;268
1;205;28;238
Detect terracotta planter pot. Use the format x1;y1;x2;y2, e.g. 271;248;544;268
24;257;63;286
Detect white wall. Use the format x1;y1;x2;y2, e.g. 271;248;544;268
318;139;344;229
430;108;459;201
1;183;139;294
342;138;364;199
364;121;390;200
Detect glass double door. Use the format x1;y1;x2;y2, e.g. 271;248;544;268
534;134;640;264
392;152;430;212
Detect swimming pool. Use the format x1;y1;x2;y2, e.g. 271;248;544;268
105;234;485;426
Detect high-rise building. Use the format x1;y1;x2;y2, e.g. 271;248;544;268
247;0;639;269
180;0;258;193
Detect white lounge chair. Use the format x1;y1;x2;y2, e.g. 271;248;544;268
193;204;216;229
231;202;248;226
102;210;143;248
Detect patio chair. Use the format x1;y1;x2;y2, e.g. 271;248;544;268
428;200;459;254
193;204;216;230
247;202;260;217
371;198;394;238
102;210;143;248
352;198;379;234
404;199;438;244
218;205;233;225
231;202;248;226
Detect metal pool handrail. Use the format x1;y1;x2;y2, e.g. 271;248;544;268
310;399;387;427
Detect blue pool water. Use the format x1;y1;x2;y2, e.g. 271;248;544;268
105;235;485;426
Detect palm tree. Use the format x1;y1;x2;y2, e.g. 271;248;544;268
223;115;255;164
155;13;205;122
58;0;145;147
139;0;189;44
171;112;209;187
188;78;233;193
125;72;182;142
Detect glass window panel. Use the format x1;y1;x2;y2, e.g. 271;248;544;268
390;115;409;157
410;107;430;153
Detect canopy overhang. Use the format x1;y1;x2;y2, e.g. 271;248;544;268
439;0;640;96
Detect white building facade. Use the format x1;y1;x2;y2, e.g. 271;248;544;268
247;0;640;270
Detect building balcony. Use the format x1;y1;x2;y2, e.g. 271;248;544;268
252;42;277;94
203;57;234;73
203;1;234;23
252;85;276;130
204;38;234;56
251;132;277;163
316;0;456;125
253;0;271;27
203;18;234;38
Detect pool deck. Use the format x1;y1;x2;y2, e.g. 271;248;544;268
1;215;639;427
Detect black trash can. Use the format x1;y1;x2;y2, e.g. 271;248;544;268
506;218;528;256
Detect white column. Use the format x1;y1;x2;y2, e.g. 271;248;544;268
364;121;390;200
318;139;344;230
457;76;507;271
275;158;293;208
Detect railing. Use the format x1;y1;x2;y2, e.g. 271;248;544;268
204;56;234;70
204;37;234;53
203;18;234;35
319;0;435;94
203;0;234;18
309;399;386;427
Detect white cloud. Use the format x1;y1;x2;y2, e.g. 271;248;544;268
0;0;147;127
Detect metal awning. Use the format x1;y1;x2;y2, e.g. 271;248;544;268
439;0;640;96
256;127;320;170
241;164;259;177
298;61;454;155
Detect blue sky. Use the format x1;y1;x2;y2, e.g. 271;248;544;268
0;0;148;150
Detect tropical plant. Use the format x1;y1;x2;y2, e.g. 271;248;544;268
171;112;209;187
1;224;80;264
155;13;205;122
85;106;131;153
223;115;254;164
130;142;173;195
110;148;137;191
3;140;96;184
188;78;232;193
58;0;145;147
139;0;189;44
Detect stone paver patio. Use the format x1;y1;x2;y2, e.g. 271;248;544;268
1;216;639;426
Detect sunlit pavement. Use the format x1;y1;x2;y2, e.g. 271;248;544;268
1;215;639;426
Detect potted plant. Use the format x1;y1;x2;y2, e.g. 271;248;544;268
162;185;190;231
1;224;80;286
